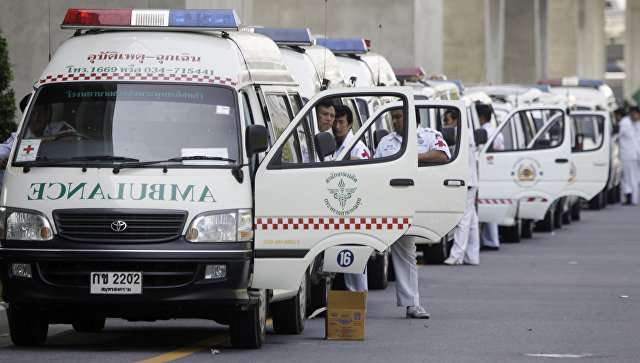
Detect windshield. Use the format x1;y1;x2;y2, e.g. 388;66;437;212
15;83;240;167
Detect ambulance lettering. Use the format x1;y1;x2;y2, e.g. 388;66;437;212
27;182;216;202
324;173;362;216
510;157;543;188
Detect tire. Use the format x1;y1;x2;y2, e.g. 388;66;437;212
308;275;331;316
367;249;389;290
535;208;555;232
553;204;563;229
562;210;572;224
521;219;534;239
272;274;306;334
230;289;266;349
571;202;581;221
8;304;48;346
72;316;106;333
387;253;396;281
419;237;450;264
589;191;605;210
501;219;521;243
607;187;618;204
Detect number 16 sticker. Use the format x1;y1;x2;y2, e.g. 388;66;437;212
337;249;354;267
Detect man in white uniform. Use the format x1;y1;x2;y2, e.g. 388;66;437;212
619;106;640;205
374;108;449;319
333;105;371;291
476;104;502;250
443;110;480;265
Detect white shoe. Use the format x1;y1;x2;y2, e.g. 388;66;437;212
443;257;462;265
406;305;430;319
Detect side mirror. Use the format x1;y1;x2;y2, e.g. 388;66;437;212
474;128;488;145
314;131;336;160
441;126;456;146
245;125;268;157
374;129;388;149
19;94;32;113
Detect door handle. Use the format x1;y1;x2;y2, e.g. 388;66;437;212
555;158;569;164
444;179;466;187
593;162;607;166
390;179;414;186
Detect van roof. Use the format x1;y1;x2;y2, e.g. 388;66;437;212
38;30;294;89
359;52;400;86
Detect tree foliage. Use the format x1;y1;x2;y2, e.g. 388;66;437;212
0;29;16;142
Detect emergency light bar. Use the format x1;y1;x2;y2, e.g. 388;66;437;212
316;38;367;54
253;28;314;46
525;84;551;92
393;67;425;78
562;76;603;87
537;78;562;86
61;9;241;30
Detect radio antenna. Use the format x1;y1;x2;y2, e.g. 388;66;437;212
323;0;328;81
377;24;382;85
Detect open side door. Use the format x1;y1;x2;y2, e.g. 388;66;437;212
251;87;417;290
560;111;611;200
409;100;468;241
478;107;571;223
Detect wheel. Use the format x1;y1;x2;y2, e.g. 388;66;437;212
535;208;555;232
229;289;266;349
571;202;581;221
272;274;306;334
8;304;48;346
500;219;521;243
562;210;572;224
387;253;396;281
419;236;450;264
72;316;106;332
367;249;389;290
553;205;563;229
308;275;331;317
589;191;605;210
521;219;534;239
607;187;618;204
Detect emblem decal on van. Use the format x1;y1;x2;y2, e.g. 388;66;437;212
324;173;361;216
568;161;577;184
511;157;543;188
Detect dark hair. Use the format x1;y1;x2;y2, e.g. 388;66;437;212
475;103;492;122
317;99;335;110
614;108;626;117
630;106;640;114
334;105;353;125
444;109;458;121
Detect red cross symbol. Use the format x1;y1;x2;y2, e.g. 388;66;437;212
361;149;371;159
23;144;35;154
435;140;447;147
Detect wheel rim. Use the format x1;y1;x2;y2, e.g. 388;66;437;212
258;290;266;337
383;250;389;278
298;275;307;322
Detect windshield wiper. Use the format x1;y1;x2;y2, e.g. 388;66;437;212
20;155;139;173
112;155;237;174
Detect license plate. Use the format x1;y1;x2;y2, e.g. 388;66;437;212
90;272;142;294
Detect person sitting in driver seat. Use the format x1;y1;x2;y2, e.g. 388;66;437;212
25;104;76;140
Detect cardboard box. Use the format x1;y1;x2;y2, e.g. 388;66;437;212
325;290;366;340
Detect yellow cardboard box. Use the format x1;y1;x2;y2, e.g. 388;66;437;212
325;290;366;340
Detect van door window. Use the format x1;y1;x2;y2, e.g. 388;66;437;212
241;92;254;127
570;114;605;152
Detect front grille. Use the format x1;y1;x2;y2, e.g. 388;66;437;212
39;261;198;288
53;209;187;243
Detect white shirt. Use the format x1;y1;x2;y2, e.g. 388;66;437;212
618;116;640;161
374;126;451;159
25;121;76;139
0;132;16;190
336;130;371;160
481;122;504;150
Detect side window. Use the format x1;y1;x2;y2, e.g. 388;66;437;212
264;94;292;140
570;114;604;152
355;98;369;124
488;121;513;151
528;116;564;150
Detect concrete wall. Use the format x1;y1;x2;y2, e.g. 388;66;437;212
442;0;486;83
414;0;443;76
503;0;539;83
625;0;640;104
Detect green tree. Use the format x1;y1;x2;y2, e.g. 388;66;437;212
0;28;16;141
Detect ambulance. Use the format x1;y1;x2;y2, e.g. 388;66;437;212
0;8;470;348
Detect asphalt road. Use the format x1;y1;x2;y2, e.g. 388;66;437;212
1;202;639;362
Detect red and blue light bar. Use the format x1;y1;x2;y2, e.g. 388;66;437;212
61;9;240;30
315;38;367;54
253;28;314;46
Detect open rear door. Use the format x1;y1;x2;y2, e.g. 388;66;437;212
251;87;417;290
561;110;610;200
478;107;571;223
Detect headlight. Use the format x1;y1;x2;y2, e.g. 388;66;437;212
5;210;53;241
186;209;253;242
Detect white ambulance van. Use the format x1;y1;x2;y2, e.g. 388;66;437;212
0;9;424;348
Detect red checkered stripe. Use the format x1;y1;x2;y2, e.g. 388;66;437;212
39;73;237;86
477;199;513;204
254;217;411;231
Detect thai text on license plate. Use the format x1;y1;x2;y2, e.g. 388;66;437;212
90;272;142;294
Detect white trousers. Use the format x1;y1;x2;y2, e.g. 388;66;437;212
344;270;368;292
450;187;480;265
621;160;639;204
481;222;500;248
390;235;419;307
